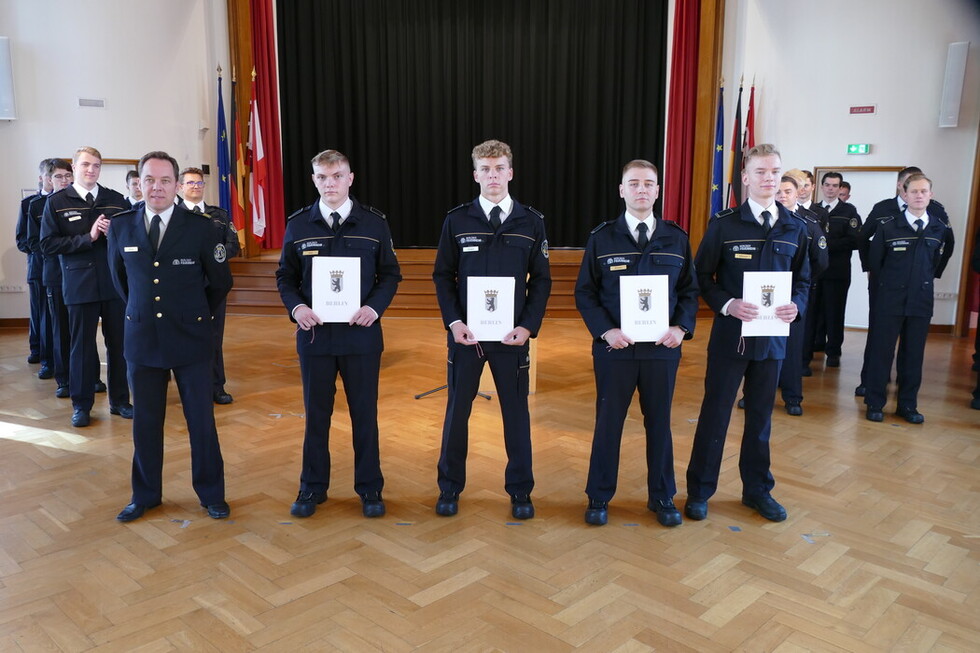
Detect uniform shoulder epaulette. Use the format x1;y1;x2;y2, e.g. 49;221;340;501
526;205;545;219
447;202;469;215
366;205;386;220
713;207;738;220
286;205;308;222
878;215;895;224
662;219;689;235
590;220;613;234
931;199;945;208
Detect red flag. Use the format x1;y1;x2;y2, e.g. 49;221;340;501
743;83;756;151
247;76;266;240
229;79;246;231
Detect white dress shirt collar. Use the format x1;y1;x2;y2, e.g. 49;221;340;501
478;194;514;223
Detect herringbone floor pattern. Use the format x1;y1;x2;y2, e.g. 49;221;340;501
0;316;977;651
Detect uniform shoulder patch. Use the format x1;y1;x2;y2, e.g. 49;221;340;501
818;235;827;250
590;220;613;234
526;205;545;219
286;206;308;222
214;243;227;263
447;202;470;215
848;217;859;229
713;207;738;220
879;215;895;224
366;205;387;220
663;219;689;234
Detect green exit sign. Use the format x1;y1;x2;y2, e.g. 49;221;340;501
847;143;871;154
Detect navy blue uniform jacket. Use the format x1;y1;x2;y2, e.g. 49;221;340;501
276;199;402;357
39;185;130;304
866;214;954;318
432;198;552;350
860;197;949;270
697;202;811;360
107;204;233;368
822;201;861;280
575;214;698;360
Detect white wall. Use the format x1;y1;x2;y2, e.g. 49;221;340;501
721;0;980;325
0;0;230;319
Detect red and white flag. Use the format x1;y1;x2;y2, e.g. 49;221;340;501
247;78;267;240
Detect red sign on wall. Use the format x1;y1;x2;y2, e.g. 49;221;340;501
849;105;877;115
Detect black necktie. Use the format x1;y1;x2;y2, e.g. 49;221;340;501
148;214;161;255
636;221;649;249
330;211;341;233
193;205;203;214
489;206;502;231
914;218;924;234
902;203;908;212
761;210;772;234
85;192;95;208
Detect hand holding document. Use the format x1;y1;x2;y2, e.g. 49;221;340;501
740;270;791;337
312;257;361;323
467;276;515;341
619;275;670;342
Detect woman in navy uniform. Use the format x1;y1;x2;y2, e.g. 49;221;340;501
276;149;401;519
575;160;698;527
864;174;954;423
432;140;552;520
107;151;233;522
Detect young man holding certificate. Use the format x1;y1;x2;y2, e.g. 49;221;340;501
432;140;552;519
574;160;698;527
276;150;402;519
684;144;811;523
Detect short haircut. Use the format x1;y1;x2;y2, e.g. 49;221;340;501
821;171;843;184
621;159;659;179
898;166;922;181
780;175;799;189
784;169;807;189
840;181;851;191
179;167;205;183
38;158;52;175
125;170;139;182
311;149;350;169
472;139;513;168
743;143;780;166
49;158;71;174
138;151;179;179
73;146;102;164
803;170;815;182
903;173;932;191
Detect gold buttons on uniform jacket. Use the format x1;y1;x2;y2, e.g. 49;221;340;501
153;279;159;284
154;296;160;301
153;262;159;267
156;313;162;318
197;317;203;322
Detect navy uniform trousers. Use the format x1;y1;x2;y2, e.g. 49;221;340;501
438;343;533;497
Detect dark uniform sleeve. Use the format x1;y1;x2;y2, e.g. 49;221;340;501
694;219;731;314
807;219;829;278
202;224;233;313
432;214;464;328
574;230;616;339
830;204;862;255
517;213;552;336
15;196;33;254
275;221;306;321
935;224;955;279
106;224;128;303
866;217;890;277
363;218;401;317
672;235;699;336
790;221;812;316
40;198;94;257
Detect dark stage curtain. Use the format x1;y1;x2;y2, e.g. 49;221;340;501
276;0;667;247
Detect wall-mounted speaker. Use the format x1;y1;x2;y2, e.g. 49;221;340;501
938;41;969;128
0;37;16;120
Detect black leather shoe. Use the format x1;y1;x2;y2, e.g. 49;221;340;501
684;498;707;521
742;493;787;522
854;385;866;397
71;409;91;427
38;366;53;379
826;356;840;368
213;391;234;405
510;494;534;520
971;397;980;410
290;490;327;518
94;380;107;393
55;384;70;398
896;407;924;424
110;403;134;419
116;501;161;522
435;492;459;516
584;498;608;525
28;353;41;364
737;398;745;409
785;403;803;416
801;366;812;377
203;501;231;519
648;498;682;527
866;407;884;422
360;492;385;518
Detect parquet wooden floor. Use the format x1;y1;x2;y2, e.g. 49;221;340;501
0;315;977;652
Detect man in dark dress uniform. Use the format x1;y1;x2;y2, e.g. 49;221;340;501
40;147;132;427
178;167;241;405
16;159;49;365
684;144;810;523
107;151;233;522
276;149;401;519
432;139;552;520
574;160;698;527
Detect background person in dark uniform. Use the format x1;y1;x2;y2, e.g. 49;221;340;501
276;149;401;519
432;139;552;520
838;180;852;203
811;171;861;369
28;159;74;396
574;160;698;527
16;159;50;366
107;151;233;522
864;174;954;424
178;167;241;405
40;147;132;427
971;224;980;409
684;144;810;523
124;170;142;207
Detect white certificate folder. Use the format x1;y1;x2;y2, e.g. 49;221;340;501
741;270;791;337
311;256;362;323
619;275;670;342
467;276;515;341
